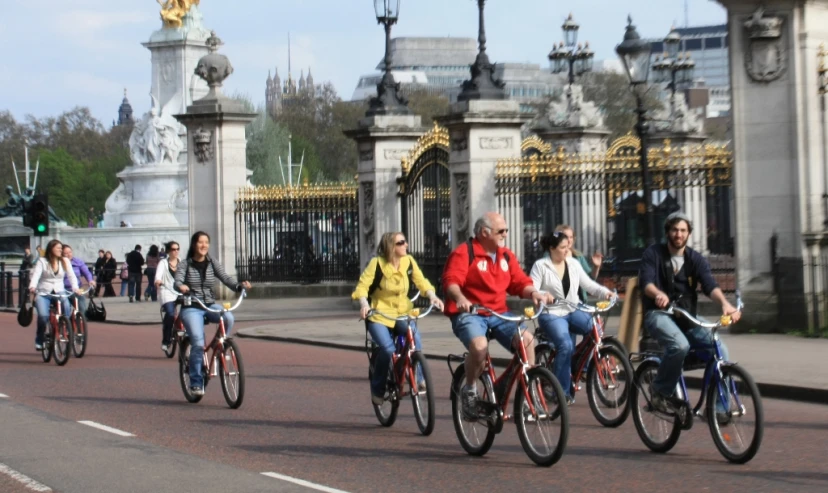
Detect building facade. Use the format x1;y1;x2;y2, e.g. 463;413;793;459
266;67;316;118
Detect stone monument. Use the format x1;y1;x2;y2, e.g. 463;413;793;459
175;31;256;282
530;83;610;154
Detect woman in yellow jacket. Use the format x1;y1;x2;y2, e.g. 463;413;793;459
353;231;444;405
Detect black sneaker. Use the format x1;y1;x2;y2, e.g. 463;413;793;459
460;384;479;421
650;391;682;413
715;411;732;426
190;386;204;396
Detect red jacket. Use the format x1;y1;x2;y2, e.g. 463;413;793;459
442;238;533;316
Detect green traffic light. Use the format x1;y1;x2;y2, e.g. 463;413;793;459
37;224;46;233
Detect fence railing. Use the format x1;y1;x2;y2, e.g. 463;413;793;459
235;181;361;284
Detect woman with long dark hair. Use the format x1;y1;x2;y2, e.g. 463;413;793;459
144;244;160;302
28;239;78;350
155;241;180;352
102;251;118;297
174;232;251;395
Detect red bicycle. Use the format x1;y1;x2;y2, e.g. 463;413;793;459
160;305;186;359
363;303;437;436
535;295;633;427
38;291;74;366
175;290;246;409
447;304;569;467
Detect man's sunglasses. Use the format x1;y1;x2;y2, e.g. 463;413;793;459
486;227;509;235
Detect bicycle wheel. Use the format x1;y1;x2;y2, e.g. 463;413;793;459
450;363;496;457
586;344;632;427
514;366;569;467
53;316;72;366
409;351;435;436
178;339;203;403
72;312;88;358
706;364;764;464
631;360;681;453
164;334;177;359
535;344;555;368
368;346;399;427
219;339;245;409
41;322;53;363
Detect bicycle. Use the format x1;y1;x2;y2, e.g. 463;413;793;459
37;291;74;366
534;294;633;427
363;303;437;436
160;304;186;359
629;294;764;463
174;290;247;409
69;287;92;358
447;304;569;467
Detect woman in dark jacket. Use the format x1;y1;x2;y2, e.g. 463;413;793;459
143;245;160;301
174;231;251;395
102;251;118;297
93;250;106;296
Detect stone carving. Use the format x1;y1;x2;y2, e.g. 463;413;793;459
157;0;201;28
105;181;132;213
359;149;374;162
454;173;470;240
479;137;513;150
169;188;188;211
194;31;233;99
653;95;703;134
743;7;786;83
192;125;213;163
450;133;468;151
361;181;375;253
383;149;408;161
544;84;605;129
128;94;184;167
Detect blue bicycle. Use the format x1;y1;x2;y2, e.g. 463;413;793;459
629;295;763;464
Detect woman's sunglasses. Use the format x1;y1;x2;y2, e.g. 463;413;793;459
395;240;407;246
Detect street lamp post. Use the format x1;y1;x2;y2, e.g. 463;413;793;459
616;16;655;246
652;25;695;116
457;0;506;101
366;0;411;116
548;14;595;85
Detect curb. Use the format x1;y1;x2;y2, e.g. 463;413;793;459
237;331;828;406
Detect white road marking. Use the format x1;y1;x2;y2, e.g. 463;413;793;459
0;463;53;492
77;420;135;437
261;472;350;493
0;393;8;398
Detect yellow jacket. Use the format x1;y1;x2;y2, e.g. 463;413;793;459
352;255;435;328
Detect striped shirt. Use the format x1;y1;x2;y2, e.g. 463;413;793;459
173;256;239;305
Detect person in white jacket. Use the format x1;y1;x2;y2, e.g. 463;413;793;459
28;239;79;351
154;241;181;352
530;231;612;403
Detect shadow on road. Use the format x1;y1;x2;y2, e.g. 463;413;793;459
713;470;828;487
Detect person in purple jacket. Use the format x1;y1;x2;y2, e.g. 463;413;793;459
62;244;96;316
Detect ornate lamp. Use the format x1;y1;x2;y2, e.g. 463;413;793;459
616;16;652;86
366;0;411;116
457;0;506;101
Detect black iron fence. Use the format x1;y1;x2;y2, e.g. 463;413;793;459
497;137;735;292
234;182;361;283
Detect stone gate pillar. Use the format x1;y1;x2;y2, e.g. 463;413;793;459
438;100;528;250
345;115;426;269
175;32;255;289
715;1;828;330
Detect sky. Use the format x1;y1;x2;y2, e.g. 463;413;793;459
0;0;727;126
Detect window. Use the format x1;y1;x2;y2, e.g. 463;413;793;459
685;39;703;51
651;42;663;53
705;37;723;49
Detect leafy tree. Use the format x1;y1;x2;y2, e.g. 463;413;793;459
580;72;663;140
405;88;450;125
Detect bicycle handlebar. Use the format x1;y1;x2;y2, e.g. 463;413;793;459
549;290;618;314
656;291;744;329
369;302;437;322
171;289;247;313
470;303;547;322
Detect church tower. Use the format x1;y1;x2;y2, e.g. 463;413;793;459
117;89;135;126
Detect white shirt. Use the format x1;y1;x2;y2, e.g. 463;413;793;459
155;258;179;305
529;256;611;317
29;257;78;294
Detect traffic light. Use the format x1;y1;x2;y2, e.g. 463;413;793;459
31;193;49;236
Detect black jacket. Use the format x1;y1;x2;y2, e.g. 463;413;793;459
126;250;145;274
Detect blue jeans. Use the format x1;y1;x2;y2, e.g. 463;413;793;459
120;279;129;296
161;301;177;345
68;293;88;319
181;305;235;389
538;311;593;397
128;272;142;298
144;268;157;301
451;312;520;351
367;320;423;398
644;311;729;397
34;294;72;345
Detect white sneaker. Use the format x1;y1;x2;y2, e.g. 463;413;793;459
161;344;169;352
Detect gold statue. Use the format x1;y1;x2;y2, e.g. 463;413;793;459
157;0;200;29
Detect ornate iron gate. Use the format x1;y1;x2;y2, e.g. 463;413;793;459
398;124;451;298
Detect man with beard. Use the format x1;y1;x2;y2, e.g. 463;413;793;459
639;211;741;412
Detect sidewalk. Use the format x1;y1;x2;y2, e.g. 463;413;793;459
98;296;828;404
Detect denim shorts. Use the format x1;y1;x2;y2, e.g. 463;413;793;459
451;312;519;352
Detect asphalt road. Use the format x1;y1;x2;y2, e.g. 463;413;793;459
1;313;827;493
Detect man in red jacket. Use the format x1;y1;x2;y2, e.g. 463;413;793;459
443;211;554;420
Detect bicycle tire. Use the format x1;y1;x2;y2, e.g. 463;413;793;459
164;335;177;359
586;344;632;427
409;351;435;436
706;364;764;464
41;322;53;363
514;366;569;467
631;360;681;453
178;339;203;403
53;316;72;366
219;339;245;409
368;346;399;427
72;312;88;358
450;363;496;457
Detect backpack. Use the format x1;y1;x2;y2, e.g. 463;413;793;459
120;262;129;280
366;257;413;303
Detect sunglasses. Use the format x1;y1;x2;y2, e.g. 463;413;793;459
395;240;407;246
169;248;180;251
487;227;509;235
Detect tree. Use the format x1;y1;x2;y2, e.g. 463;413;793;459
405;88;450;125
580;72;663;140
